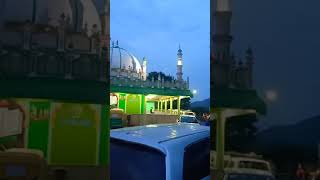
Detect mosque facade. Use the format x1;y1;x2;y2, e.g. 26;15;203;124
210;0;266;116
211;0;254;89
110;41;193;115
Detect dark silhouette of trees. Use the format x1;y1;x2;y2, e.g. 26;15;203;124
210;113;258;152
147;71;174;82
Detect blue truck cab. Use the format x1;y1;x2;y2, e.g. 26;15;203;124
110;123;210;180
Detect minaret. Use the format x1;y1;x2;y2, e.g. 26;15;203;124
142;57;147;81
211;0;233;87
69;0;84;32
100;0;109;48
245;47;254;88
237;58;245;88
32;0;37;23
57;14;66;51
23;21;32;50
176;44;183;82
100;0;110;39
99;0;109;81
230;53;236;86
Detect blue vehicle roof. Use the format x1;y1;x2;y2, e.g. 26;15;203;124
110;123;209;153
110;123;210;180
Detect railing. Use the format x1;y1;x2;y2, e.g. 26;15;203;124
110;75;189;90
0;18;109;82
0;47;108;82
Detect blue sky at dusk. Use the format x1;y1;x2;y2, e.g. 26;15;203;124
232;0;320;127
110;0;210;101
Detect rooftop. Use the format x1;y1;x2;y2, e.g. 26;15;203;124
111;123;209;153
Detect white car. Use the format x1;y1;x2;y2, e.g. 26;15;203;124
223;168;276;180
110;123;210;180
211;151;272;173
178;115;199;124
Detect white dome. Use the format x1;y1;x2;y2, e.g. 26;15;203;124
110;45;142;74
0;0;101;35
80;0;102;36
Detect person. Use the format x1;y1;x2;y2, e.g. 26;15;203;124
149;107;153;114
200;113;210;126
296;163;306;180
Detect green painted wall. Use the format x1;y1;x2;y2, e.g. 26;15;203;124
118;93;126;111
27;121;49;156
27;101;50;157
0;78;109;167
140;95;146;114
99;104;109;165
49;103;100;165
126;94;141;114
146;101;155;114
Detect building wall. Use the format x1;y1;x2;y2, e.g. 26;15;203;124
0;98;108;166
113;93;146;115
146;101;155;114
126;94;141;114
128;114;178;126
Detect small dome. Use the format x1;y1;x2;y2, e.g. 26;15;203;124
110;44;142;74
0;0;101;36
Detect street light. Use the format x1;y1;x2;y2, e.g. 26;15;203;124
192;89;197;95
264;89;278;103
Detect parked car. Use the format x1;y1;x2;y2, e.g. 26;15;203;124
211;151;273;173
110;123;210;180
210;151;275;180
182;110;196;116
223;168;276;180
178;115;199;124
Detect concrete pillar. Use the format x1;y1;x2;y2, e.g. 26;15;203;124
160;101;163;112
213;109;225;180
170;97;173;114
177;96;181;115
157;101;160;111
165;100;168;113
212;108;255;180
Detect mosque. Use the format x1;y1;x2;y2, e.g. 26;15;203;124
110;41;193;115
211;0;266;114
212;0;254;89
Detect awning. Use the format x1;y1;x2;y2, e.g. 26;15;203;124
0;79;108;104
212;86;267;115
111;85;193;98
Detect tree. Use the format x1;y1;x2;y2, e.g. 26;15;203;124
191;107;209;117
181;98;190;110
147;71;174;82
211;113;258;152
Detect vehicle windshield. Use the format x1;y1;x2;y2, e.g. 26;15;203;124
184;112;195;115
180;116;198;123
226;173;275;180
110;138;166;180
